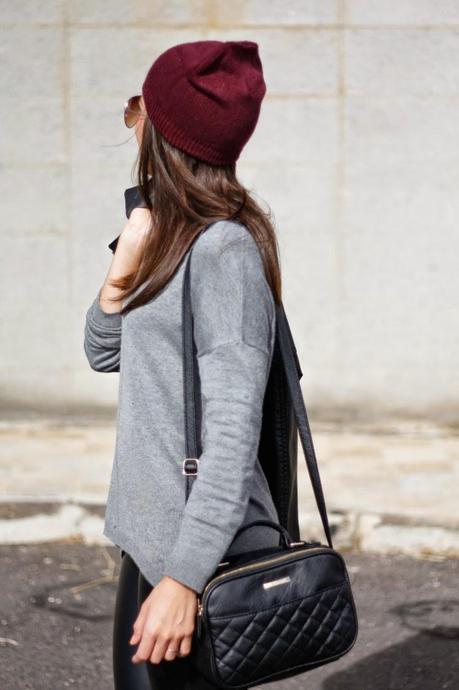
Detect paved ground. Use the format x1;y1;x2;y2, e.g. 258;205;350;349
0;415;458;689
0;543;457;690
0;415;458;558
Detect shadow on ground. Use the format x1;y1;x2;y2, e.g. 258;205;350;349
324;599;459;690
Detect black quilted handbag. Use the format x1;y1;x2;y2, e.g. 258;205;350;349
181;230;359;689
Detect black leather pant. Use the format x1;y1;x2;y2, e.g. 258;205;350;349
112;549;225;690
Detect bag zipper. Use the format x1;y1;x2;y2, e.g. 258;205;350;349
195;542;328;636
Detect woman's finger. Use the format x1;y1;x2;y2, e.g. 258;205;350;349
178;633;193;658
149;633;173;665
176;606;195;658
132;623;157;663
164;645;179;662
129;601;147;645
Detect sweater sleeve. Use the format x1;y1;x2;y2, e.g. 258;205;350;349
162;223;275;593
83;289;122;372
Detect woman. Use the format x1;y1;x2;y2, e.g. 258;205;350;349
84;40;283;689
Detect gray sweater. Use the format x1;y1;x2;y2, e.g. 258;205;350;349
84;219;280;593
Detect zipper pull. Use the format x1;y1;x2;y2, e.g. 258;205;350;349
196;600;203;639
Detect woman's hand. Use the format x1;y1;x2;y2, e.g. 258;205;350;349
130;575;198;665
122;207;152;242
98;208;152;313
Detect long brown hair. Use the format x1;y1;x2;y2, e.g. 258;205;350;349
111;118;282;315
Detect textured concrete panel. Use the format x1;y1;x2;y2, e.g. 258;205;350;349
237;158;339;391
347;28;459;96
0;236;71;373
1;3;458;417
0;26;64;98
210;27;338;95
0;165;67;237
0;97;66;165
69;0;209;25
346;0;459;26
70;27;206;99
0;26;66;164
0;1;64;24
341;96;459;411
243;97;338;164
215;0;338;25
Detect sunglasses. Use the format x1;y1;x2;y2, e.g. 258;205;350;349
124;94;146;128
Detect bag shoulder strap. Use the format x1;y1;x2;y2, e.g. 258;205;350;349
181;233;334;549
275;302;333;548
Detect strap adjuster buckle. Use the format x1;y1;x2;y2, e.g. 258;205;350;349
182;457;199;475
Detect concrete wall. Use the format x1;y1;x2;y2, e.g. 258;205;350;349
1;1;458;421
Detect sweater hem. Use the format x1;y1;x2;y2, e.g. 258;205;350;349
103;521;166;589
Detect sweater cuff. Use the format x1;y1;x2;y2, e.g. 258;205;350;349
89;292;122;329
162;521;230;594
162;553;208;595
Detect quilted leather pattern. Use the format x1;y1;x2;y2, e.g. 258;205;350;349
208;580;356;686
191;546;359;689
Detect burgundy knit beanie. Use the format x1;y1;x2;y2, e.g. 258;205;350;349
141;40;266;166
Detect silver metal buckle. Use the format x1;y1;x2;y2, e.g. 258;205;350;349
182;457;199;475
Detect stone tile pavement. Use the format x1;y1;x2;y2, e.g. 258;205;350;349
0;414;457;559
